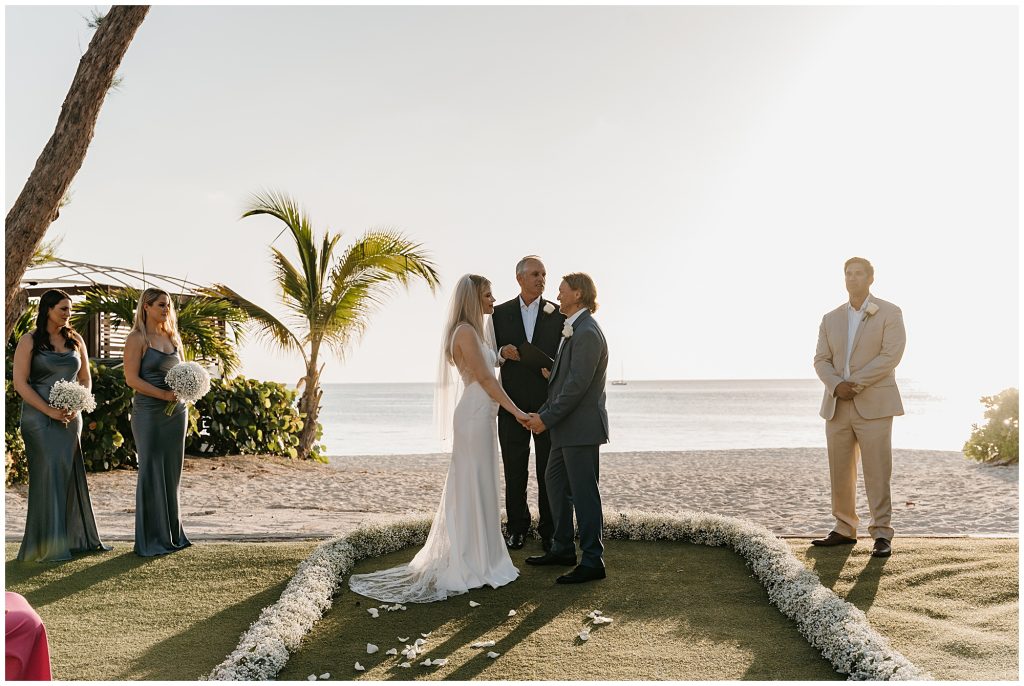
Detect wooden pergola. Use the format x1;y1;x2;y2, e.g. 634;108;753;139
21;258;208;364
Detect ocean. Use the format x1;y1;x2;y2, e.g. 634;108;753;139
317;379;987;458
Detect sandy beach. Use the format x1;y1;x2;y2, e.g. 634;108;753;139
4;448;1017;542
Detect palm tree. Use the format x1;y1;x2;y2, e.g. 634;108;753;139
5;6;149;339
71;288;248;375
204;191;441;461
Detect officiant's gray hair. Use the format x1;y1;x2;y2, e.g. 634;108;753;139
515;255;544;276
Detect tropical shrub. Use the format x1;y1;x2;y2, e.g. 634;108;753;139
186;376;324;462
964;388;1019;465
79;363;137;472
5;379;28;485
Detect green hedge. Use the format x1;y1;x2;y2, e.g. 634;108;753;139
964;388;1019;466
5;365;323;486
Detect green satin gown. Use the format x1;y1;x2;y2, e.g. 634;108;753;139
17;350;111;562
131;347;192;556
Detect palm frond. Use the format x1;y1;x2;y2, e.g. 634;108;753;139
243;190;321;308
30;236;63;268
200;284;306;365
175;296;249;375
71;287;139;332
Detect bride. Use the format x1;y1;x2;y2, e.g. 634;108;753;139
348;274;531;603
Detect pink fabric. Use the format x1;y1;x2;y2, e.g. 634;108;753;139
5;592;52;681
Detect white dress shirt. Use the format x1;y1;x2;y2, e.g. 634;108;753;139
520;296;541;343
557;308;587;354
844;296;871;379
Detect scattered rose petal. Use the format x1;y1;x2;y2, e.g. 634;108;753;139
319;673;330;680
400;605;407;611
507;609;517;617
469;601;481;607
471;640;496;648
421;632;432;637
399;662;411;669
579;629;590;641
366;643;379;654
398;636;409;642
593;616;613;625
420;659;433;667
354;662;365;671
432;659;448;666
487;651;500;659
367;608;379;618
414;638;426;647
379;604;388;609
307;676;317;681
385;648;398;656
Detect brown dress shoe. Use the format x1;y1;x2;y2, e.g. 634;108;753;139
871;538;892;557
810;531;857;546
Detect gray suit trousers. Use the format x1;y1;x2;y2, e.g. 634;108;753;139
545;443;604;568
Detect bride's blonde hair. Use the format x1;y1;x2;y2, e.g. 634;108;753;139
441;274;491;364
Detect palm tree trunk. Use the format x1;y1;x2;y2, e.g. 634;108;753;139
5;5;149;339
296;363;324;460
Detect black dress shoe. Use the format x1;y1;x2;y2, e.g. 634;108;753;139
556;564;606;584
871;538;892;558
506;533;526;550
525;551;576;566
810;531;857;547
542;538;553;553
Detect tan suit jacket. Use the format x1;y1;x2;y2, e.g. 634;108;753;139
814;296;906;421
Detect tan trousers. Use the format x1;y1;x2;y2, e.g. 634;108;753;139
825;399;894;540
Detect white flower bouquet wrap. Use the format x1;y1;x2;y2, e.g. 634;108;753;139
47;379;96;425
164;361;212;415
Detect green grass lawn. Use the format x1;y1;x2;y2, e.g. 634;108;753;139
4;538;1018;680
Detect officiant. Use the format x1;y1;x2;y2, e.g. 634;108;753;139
493;256;566;552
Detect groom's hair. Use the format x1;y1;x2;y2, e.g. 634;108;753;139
844;257;874;279
516;255;543;276
563;272;598;313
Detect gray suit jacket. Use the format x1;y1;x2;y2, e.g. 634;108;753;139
538;309;610;449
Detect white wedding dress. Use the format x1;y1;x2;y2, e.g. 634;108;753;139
348;333;519;603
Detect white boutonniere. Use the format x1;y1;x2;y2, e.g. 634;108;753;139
543;302;556;315
862;302;879;321
562;323;573;339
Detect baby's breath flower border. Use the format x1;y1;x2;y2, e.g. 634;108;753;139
207;511;928;681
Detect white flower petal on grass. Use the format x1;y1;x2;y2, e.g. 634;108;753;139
379;604;388;609
354;662;365;672
470;640;495;648
385;648;398;656
398;636;409;642
432;659;449;666
507;610;517;617
419;659;433;667
487;651;500;659
578;629;590;641
421;632;432;637
593;616;613;625
469;601;481;607
367;608;379;618
399;662;411;669
366;643;378;654
400;605;407;611
414;638;426;647
307;675;317;681
319;673;330;680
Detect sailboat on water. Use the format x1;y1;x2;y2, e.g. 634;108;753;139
611;361;627;386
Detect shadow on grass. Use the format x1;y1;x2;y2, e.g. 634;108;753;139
123;581;290;680
281;540;842;680
805;544;887;611
6;548;147;609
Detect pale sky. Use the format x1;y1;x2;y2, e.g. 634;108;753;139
6;5;1019;403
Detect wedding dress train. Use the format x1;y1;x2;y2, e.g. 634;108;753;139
348;339;519;603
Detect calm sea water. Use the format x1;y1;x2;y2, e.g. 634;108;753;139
318;379;985;457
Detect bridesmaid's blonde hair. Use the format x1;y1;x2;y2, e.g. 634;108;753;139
131;288;185;353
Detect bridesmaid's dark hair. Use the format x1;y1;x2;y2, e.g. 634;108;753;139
31;289;80;354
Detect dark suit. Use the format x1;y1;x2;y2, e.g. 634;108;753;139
492;296;566;540
538;309;609;568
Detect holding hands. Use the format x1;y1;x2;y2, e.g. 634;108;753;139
518;412;546;434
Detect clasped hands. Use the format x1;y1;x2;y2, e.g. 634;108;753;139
834;381;864;401
517;412;546;434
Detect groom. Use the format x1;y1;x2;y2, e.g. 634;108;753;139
522;272;609;584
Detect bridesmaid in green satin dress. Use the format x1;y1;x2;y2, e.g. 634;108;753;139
124;288;192;557
12;289;111;562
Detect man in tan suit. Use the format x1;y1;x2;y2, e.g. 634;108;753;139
812;257;906;558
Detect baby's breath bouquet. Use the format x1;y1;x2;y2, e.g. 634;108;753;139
164;361;212;415
47;379;97;426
